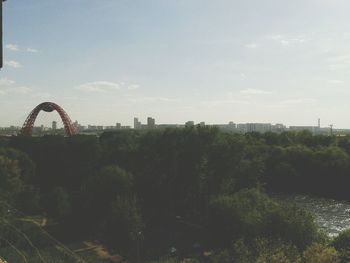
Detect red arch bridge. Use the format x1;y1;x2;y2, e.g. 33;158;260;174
21;102;76;136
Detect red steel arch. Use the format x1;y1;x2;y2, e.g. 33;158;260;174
21;102;76;136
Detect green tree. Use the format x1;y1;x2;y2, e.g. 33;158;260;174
0;155;23;202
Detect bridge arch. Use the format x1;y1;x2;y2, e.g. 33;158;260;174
21;102;76;136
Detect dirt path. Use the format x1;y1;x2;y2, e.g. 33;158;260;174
80;241;128;263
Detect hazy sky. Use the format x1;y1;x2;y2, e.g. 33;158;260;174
2;0;350;128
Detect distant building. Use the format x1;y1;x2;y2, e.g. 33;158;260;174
52;121;57;130
237;123;247;133
199;121;205;127
134;117;141;129
228;121;236;128
236;123;272;133
185;121;194;127
116;123;121;129
271;123;286;133
147;117;155;129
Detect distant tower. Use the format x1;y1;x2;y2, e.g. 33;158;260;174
52;121;57;130
318;118;320;128
134;117;141;129
147;117;155;129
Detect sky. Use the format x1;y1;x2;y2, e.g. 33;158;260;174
2;0;350;128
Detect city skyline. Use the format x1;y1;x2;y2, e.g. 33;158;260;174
0;115;333;131
3;1;350;127
0;108;341;130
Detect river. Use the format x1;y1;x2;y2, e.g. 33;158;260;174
275;194;350;237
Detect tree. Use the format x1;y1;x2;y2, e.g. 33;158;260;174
0;155;23;202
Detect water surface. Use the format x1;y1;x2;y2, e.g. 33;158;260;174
275;194;350;237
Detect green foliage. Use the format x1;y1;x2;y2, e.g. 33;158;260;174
5;129;350;260
333;229;350;250
0;147;36;183
208;189;277;244
105;196;144;248
84;165;134;223
303;243;340;263
0;155;23;201
152;257;200;263
44;187;72;220
15;185;41;213
210;238;301;263
331;229;350;262
264;203;322;249
89;165;134;199
208;188;321;249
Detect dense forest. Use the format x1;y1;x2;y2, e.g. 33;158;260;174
2;127;350;262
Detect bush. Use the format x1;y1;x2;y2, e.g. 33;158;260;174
44;187;72;220
332;229;350;262
103;196;144;250
332;229;350;250
264;203;322;249
208;188;321;249
303;243;340;263
208;188;276;245
210;238;300;263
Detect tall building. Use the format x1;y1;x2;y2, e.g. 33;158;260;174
246;123;272;133
134;117;141;129
228;121;236;129
52;121;57;130
147;117;155;129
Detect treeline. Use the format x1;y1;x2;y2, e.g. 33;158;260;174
1;127;350;261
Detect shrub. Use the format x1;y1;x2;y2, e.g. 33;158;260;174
332;229;350;250
208;188;321;249
303;243;340;263
332;229;350;262
208;188;276;245
264;203;322;249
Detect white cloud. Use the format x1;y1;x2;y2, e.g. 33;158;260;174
127;84;140;90
0;78;32;95
245;43;258;49
26;48;39;53
4;44;39;53
75;81;121;92
0;78;15;86
32;92;52;99
266;35;283;40
328;79;344;84
5;44;19;51
10;86;32;94
76;81;141;92
240;88;271;95
128;96;180;103
202;99;249;106
240;73;247;80
266;34;306;46
280;98;316;104
5;60;22;68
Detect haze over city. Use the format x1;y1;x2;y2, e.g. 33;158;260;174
2;0;350;128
